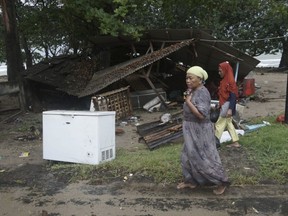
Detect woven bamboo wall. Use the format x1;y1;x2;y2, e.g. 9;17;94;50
91;86;133;120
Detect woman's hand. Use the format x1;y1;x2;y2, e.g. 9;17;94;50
185;93;192;104
226;109;232;117
185;93;204;120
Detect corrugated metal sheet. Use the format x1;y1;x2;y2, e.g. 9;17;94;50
145;29;260;80
78;39;195;97
25;29;260;98
137;112;183;150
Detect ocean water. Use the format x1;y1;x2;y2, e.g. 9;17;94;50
255;53;281;67
0;64;6;76
0;53;282;76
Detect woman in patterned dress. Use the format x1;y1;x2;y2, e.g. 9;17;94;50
177;66;230;195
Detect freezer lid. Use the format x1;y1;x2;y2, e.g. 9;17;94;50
42;110;116;116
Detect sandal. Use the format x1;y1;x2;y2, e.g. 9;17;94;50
226;142;241;148
177;182;197;190
213;185;226;195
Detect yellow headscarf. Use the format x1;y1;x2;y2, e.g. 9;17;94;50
187;66;208;81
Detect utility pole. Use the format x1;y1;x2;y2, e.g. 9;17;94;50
285;71;288;123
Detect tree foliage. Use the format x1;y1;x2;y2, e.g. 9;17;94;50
0;0;287;70
212;0;287;58
17;0;71;64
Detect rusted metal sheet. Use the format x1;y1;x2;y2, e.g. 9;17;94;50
78;39;195;97
24;29;260;99
138;122;183;150
146;29;260;81
137;112;183;150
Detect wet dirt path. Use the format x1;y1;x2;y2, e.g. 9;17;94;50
1;179;288;216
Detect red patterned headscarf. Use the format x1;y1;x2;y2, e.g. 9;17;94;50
218;61;238;106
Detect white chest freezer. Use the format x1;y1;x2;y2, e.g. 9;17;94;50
42;110;116;165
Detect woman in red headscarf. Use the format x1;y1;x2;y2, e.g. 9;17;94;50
215;61;240;148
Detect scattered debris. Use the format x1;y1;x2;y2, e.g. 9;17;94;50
137;112;183;150
123;173;134;182
276;114;285;123
16;134;40;141
30;126;41;137
130;88;167;109
119;121;128;127
252;206;259;214
143;96;163;112
115;128;125;135
19;152;30;158
242;121;271;132
160;113;172;123
219;130;245;143
42;210;48;216
0;111;22;124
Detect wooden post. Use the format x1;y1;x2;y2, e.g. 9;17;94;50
140;64;168;109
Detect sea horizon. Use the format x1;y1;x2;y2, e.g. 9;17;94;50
255;53;281;67
0;64;6;76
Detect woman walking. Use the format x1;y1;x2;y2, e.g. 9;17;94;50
215;61;240;148
177;66;230;195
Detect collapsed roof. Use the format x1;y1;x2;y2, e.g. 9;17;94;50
25;29;260;98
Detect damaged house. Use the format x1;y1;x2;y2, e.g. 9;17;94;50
24;29;260;149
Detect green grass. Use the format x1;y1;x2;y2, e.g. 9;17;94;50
49;143;183;184
49;115;288;185
239;116;288;184
108;144;183;183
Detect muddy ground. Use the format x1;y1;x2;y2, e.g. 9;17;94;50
0;70;287;216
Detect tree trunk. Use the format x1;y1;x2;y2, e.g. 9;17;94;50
279;39;288;68
0;0;24;80
0;0;26;110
